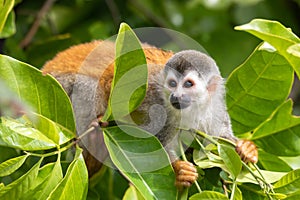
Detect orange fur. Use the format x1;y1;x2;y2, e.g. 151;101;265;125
42;40;173;99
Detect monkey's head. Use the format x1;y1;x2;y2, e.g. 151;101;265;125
163;50;223;111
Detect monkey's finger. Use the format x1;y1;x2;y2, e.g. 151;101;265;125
175;180;192;188
89;119;100;128
97;115;109;128
177;169;199;178
173;160;197;173
176;174;198;183
242;147;258;163
236;140;258;164
236;140;251;152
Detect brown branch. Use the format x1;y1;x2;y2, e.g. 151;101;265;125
128;0;169;27
19;0;56;49
105;0;121;28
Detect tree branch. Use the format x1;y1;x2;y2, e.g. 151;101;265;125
19;0;56;49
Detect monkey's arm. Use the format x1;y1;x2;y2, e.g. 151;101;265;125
172;140;258;189
173;160;198;188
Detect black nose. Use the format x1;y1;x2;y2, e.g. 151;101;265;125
170;94;191;109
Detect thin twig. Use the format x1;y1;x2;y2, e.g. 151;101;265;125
128;0;169;27
20;0;56;48
105;0;121;28
178;136;202;193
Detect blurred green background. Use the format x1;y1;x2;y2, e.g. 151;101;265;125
1;0;300;77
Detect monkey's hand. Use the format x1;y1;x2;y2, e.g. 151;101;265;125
235;140;258;164
172;160;198;188
89;115;109;129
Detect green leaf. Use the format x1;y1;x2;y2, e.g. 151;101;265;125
232;186;242;200
193;149;229;172
257;149;292;172
189;191;228;200
0;117;57;150
218;144;242;179
280;156;300;170
0;154;28;176
0;11;16;38
0;0;14;34
0;158;42;199
287;43;300;58
102;23;147;121
0;55;75;133
122;185;145;200
274;168;300;195
22;158;63;200
238;184;266;200
235;19;300;78
226;44;293;135
285;190;300;200
47;147;88;200
252;100;300;156
237;169;286;184
103;125;176;200
26;113;75;145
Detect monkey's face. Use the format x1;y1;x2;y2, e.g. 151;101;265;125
164;69;209;110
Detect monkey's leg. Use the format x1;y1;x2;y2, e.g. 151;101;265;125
172;160;198;188
236;140;258;163
70;74;109;177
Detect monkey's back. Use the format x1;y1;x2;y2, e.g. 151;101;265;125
43;40;173;106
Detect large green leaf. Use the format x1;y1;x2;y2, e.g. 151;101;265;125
0;154;28;176
189;191;228;200
238;184;266;200
0;0;14;34
102;23;147;121
226;44;293;135
285;191;300;200
237;169;286;184
0;55;75;133
21;158;63;200
274;168;300;195
235;19;300;78
0;117;57;150
218;144;242;179
47;147;88;200
257;149;292;172
0;11;16;38
123;185;145;200
103;125;176;200
252;100;300;156
27;113;75;145
0;158;42;199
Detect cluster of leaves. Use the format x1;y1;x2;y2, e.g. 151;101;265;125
1;2;300;199
0;19;300;200
0;54;88;199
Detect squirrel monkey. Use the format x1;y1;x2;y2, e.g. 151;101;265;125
42;40;258;188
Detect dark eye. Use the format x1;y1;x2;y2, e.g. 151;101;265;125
183;80;194;88
168;80;177;88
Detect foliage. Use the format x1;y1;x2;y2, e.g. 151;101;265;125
1;1;300;200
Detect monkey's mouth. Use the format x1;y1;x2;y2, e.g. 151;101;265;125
170;94;191;110
171;101;190;109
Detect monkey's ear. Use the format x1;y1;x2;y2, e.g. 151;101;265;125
207;75;222;93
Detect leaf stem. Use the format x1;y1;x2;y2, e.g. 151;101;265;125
242;162;274;199
230;181;237;200
178;135;202;193
25;140;74;158
77;126;96;141
252;163;275;194
191;129;219;145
